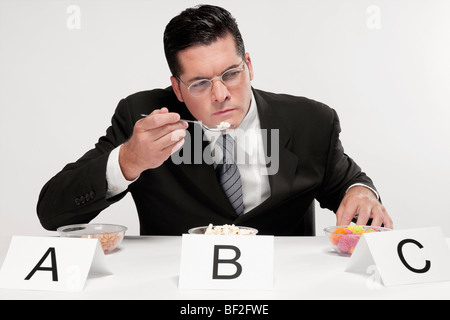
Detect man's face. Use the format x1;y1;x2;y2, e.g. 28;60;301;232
171;34;254;128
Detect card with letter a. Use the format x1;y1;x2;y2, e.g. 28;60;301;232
0;236;112;292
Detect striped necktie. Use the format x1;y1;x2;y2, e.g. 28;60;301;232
215;134;244;216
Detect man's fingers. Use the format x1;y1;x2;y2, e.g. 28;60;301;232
355;202;371;226
137;109;181;131
161;121;189;141
336;200;358;226
338;201;393;229
144;112;180;130
150;107;168;115
168;137;186;155
146;130;186;164
134;109;188;143
369;206;384;226
380;206;394;229
159;128;187;150
336;186;393;229
335;205;344;225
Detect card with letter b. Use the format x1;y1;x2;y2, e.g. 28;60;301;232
179;234;274;290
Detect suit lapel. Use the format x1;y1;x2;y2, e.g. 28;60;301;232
243;89;299;216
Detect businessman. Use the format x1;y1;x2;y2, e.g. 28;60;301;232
37;5;392;235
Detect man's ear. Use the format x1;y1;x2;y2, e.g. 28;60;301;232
245;52;254;81
170;76;184;102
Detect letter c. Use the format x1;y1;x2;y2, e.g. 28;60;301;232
397;239;431;273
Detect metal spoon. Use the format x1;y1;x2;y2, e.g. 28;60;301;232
140;114;234;132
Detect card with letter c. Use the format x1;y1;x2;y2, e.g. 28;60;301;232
345;226;450;286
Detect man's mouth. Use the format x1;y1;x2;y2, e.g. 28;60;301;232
212;108;235;116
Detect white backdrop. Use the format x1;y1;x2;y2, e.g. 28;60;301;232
1;0;449;237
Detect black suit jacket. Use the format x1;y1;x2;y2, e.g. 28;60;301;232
37;87;376;236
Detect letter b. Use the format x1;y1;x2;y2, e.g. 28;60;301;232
212;245;242;279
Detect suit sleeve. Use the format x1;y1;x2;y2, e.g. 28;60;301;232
315;109;378;212
37;98;135;230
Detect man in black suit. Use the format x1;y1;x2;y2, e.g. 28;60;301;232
37;5;392;235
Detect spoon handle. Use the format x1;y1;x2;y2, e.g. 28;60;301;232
141;114;198;124
180;119;200;124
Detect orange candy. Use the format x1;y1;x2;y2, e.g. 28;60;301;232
329;227;347;245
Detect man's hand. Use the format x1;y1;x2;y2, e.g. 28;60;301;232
336;186;393;229
119;107;188;181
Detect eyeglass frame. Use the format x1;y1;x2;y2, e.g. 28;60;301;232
176;60;246;97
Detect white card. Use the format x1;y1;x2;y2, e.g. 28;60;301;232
0;236;112;292
179;234;274;290
346;227;450;286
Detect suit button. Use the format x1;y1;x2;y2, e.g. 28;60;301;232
75;191;94;206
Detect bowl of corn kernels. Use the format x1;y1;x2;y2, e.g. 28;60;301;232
57;223;127;254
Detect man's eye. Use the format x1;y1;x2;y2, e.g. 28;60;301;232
191;80;210;88
223;70;241;81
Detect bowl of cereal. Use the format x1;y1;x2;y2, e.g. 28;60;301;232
323;225;391;256
189;223;258;235
57;223;127;254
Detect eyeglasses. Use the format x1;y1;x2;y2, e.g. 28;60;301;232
177;60;245;97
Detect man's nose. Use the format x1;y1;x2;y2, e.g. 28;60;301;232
210;79;230;103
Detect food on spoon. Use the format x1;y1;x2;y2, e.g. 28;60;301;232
217;121;231;129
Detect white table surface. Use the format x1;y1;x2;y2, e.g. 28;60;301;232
0;235;449;300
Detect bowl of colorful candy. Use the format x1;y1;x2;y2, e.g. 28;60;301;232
323;225;391;256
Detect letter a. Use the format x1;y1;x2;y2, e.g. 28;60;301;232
25;247;58;281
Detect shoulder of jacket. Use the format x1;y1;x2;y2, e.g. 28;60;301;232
253;88;336;120
124;87;176;104
116;87;187;116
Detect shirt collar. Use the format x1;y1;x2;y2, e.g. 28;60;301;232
237;92;257;133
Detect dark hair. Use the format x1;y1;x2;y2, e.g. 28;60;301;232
163;5;245;77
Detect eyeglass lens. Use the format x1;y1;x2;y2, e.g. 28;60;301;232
188;67;244;96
